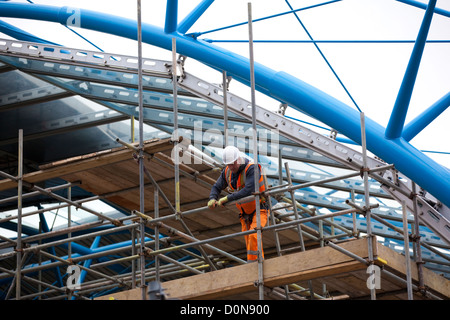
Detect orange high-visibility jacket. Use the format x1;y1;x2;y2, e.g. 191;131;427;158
224;162;266;215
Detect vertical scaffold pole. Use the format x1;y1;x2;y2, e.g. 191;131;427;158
360;112;376;300
401;201;413;300
351;189;357;236
154;188;160;282
67;185;72;299
131;221;136;288
284;162;305;250
411;182;425;294
136;0;146;300
222;70;229;147
284;161;314;299
247;2;264;300
68;186;72;260
16;129;23;300
172;38;181;215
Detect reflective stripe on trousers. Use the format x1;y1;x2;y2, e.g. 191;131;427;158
240;209;268;262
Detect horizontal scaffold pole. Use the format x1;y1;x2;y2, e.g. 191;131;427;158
133;206;377;258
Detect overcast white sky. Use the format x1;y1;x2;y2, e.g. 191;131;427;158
1;0;449;168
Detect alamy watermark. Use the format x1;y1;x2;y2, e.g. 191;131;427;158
65;7;81;28
170;121;280;166
66;265;81;290
366;265;381;290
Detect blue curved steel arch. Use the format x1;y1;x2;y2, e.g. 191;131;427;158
0;2;449;208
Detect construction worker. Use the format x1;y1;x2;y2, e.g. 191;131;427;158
208;145;269;262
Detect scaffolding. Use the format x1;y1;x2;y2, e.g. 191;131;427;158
1;64;449;299
0;3;449;301
1;125;448;300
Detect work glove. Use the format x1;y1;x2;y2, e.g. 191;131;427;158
218;196;229;207
208;199;218;209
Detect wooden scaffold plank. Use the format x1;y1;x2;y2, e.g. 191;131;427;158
95;238;450;300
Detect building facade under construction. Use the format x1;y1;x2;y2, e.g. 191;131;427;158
0;1;448;301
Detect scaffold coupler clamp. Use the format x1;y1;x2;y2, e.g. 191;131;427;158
329;129;338;140
359;166;370;178
142;248;153;258
253;279;264;288
14;247;24;254
177;54;187;80
419;285;428;297
132;150;145;163
112;219;123;227
147;281;168;300
277;103;287;115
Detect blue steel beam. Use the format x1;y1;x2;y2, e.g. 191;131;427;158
177;0;215;34
402;91;450;141
397;0;450;18
0;3;449;208
164;0;178;34
385;0;437;139
71;235;101;299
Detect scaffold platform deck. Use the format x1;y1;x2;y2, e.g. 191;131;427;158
96;238;449;300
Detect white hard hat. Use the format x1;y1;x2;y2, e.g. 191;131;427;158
222;146;240;165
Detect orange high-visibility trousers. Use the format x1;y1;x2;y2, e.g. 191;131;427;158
240;209;268;262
